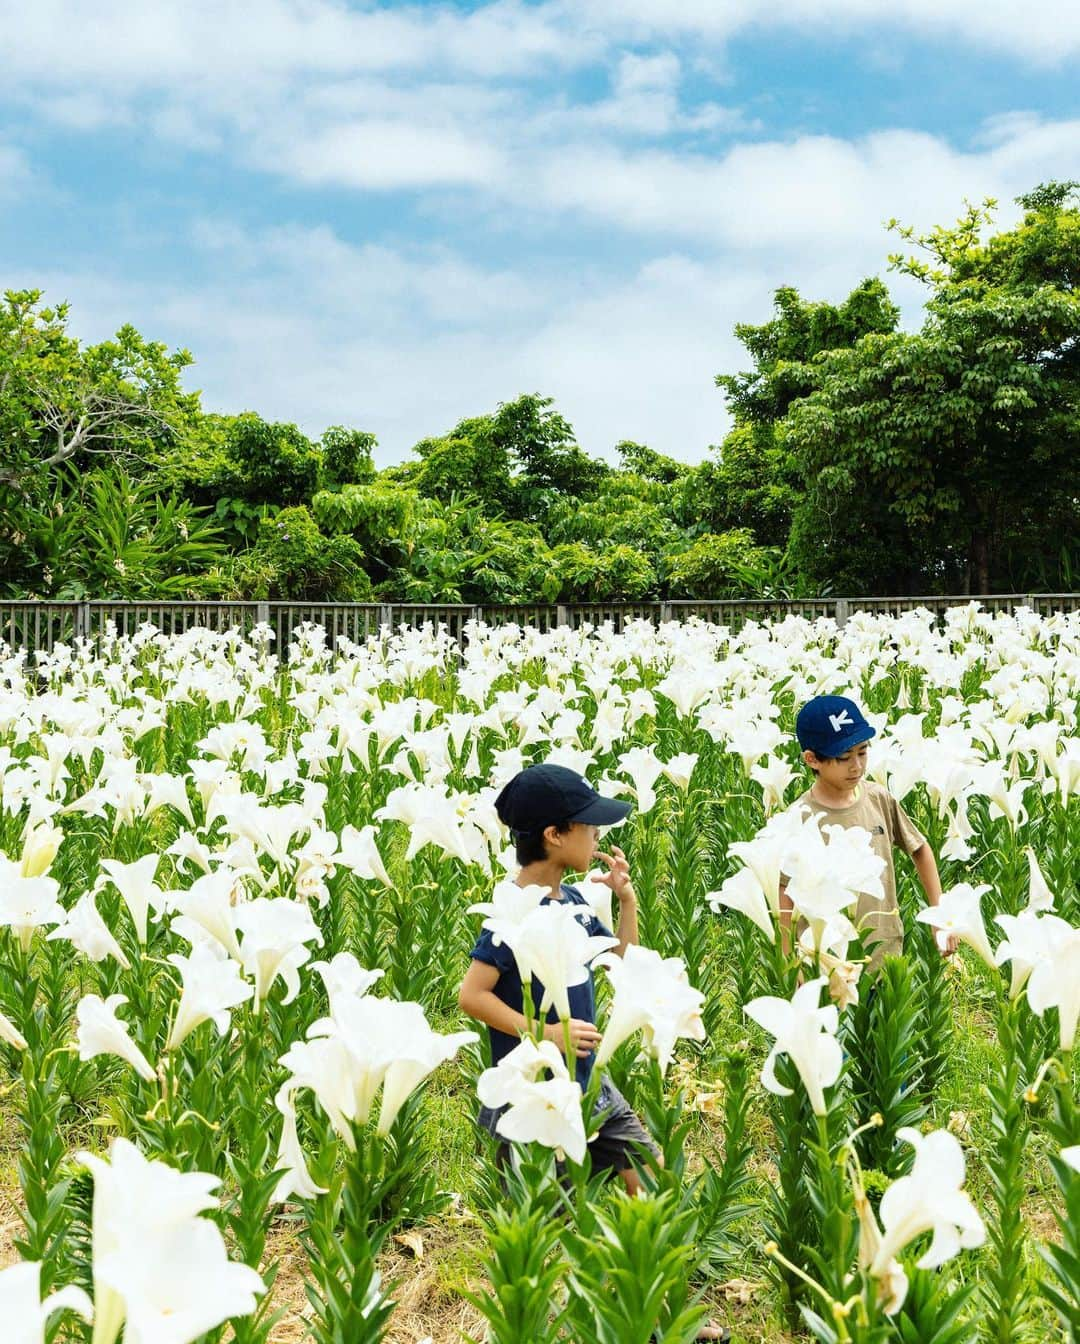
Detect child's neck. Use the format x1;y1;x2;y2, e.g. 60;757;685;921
811;778;861;809
516;859;570;898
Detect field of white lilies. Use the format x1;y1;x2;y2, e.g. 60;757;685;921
0;605;1077;1344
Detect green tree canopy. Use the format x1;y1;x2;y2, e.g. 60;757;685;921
785;187;1080;591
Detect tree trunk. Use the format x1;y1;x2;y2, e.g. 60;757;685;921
970;531;991;594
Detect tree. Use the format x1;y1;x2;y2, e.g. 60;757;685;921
615;440;688;484
320;426;376;488
708;279;901;586
0;290;197;494
412;417;515;515
221;414;322;506
786;187;1080;592
493;394;608;518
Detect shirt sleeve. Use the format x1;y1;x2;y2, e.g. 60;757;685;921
887;792;926;854
470;927;516;974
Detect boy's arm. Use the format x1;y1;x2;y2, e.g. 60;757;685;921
778;882;794;958
910;841;956;955
596;844;638;955
457;961;602;1058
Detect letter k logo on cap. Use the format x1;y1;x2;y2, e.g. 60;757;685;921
828;710;854;733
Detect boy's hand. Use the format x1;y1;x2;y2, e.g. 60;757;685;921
595;845;636;902
938;931;959;957
545;1019;602;1059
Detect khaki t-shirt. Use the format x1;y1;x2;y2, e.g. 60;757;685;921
790;780;926;966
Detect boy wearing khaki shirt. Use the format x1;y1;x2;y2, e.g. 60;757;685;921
780;695;955;967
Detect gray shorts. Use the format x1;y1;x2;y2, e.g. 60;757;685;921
477;1074;658;1174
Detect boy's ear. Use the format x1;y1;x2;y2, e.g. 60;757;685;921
542;823;563;850
802;749;820;768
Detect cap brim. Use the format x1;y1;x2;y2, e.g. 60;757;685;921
834;725;876;752
569;797;633;826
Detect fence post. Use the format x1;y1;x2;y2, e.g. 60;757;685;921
659;601;672;624
834;598;850;627
74;602;91;643
256;600;269;627
379;603;394;633
556;604;568;627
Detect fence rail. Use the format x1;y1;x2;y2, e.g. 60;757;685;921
1;595;1078;657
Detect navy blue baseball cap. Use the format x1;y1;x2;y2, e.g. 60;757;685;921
795;695;876;758
495;763;631;833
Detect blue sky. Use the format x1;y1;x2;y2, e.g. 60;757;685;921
1;1;1078;466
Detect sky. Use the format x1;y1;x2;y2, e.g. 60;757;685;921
1;1;1078;468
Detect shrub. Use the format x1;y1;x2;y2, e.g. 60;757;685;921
664;528;765;598
251;506;372;600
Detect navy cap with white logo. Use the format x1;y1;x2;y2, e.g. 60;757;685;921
495;763;631;833
795;695;876;758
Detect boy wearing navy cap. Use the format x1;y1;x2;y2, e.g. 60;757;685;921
457;762;732;1341
782;695;952;967
458;763;655;1180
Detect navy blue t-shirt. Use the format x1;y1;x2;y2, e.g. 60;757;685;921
470;884;613;1089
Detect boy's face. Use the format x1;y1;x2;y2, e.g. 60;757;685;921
804;740;869;791
544;821;601;873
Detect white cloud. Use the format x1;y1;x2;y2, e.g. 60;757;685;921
566;0;1080;65
532;118;1079;248
0;140;33;198
9;107;1078;471
270;120;504;189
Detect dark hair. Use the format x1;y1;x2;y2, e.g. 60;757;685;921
514;820;572;865
805;743;866;773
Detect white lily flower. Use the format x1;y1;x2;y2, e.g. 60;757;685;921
615;745;665;814
477;1040;587;1163
141;772;195;826
337;824;393;886
749;755;796;814
728;807;811;915
376;1009;477;1135
165;942;254;1050
476;1037;569;1108
743;977;843;1117
993;909;1052;1000
872;1128;985;1275
166;830;214;875
915;883;997;968
76;994;156;1082
496;901;617;1022
1024;848;1055;913
0;1005;28;1050
278;1035;359;1143
660;751;699;790
271;1086;328;1204
18;820;64;877
376;783;475;865
234;897;323;1010
1061;1146;1080;1174
310;952;384;1016
574;868;615;933
494;1073;587;1164
853;1178;908;1315
47;892;131;968
0;862;65;951
98;855;167;946
593;944;706;1073
169;868;244;960
1024;916;1080;1051
77;1137;263;1344
708;868;773;938
468;878;550;943
0;1260;93;1343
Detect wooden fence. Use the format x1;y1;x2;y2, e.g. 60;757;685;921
1;595;1078;658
